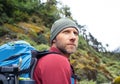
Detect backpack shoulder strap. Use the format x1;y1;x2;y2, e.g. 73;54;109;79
31;50;59;59
19;50;59;78
71;65;81;83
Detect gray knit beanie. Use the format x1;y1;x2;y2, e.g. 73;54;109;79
50;18;79;44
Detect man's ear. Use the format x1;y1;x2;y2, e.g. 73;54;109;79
53;39;56;43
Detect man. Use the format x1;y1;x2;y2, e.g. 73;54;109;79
33;18;79;84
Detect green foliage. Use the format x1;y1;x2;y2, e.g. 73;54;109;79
0;0;40;24
80;80;96;84
36;34;48;44
17;33;30;40
96;73;110;83
0;13;9;24
107;62;120;77
78;36;88;50
0;26;9;36
37;2;60;28
35;44;50;51
13;10;29;22
0;0;73;27
59;5;71;17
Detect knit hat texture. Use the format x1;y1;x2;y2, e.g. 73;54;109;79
50;18;79;44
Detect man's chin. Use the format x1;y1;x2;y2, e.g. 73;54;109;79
66;49;76;54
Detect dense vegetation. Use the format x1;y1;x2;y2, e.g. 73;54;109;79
0;0;120;84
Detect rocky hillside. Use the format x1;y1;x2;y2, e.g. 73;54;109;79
0;0;120;83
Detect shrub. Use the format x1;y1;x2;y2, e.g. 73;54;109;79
35;44;49;51
36;34;48;44
0;13;9;24
0;26;9;36
80;80;96;84
13;10;29;22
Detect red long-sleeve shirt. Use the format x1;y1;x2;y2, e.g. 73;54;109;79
33;47;72;84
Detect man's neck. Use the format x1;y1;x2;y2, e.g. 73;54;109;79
50;45;70;58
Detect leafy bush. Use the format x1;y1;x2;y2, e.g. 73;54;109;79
0;13;9;24
35;44;49;51
80;80;96;84
17;33;29;40
13;10;29;22
0;26;9;36
96;73;110;83
36;34;48;44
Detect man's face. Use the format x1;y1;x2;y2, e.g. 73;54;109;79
53;27;79;55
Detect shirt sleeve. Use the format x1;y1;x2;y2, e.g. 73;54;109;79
33;54;71;84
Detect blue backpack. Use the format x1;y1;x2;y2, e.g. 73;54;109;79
0;40;79;84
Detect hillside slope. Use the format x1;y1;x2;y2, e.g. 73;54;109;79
0;21;120;83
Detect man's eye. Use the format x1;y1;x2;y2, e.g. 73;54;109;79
74;32;79;36
63;31;69;33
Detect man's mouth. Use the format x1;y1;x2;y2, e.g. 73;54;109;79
67;44;76;46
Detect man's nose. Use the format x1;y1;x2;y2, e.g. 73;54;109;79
70;33;76;41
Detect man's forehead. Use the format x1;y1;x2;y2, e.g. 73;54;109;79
62;27;79;32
